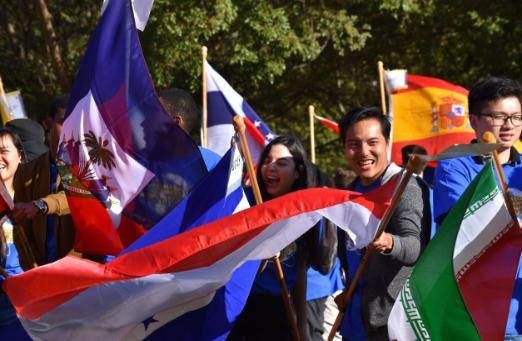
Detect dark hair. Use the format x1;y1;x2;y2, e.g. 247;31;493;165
0;128;26;162
0;128;24;267
49;94;70;119
338;107;391;144
401;144;427;166
158;88;197;133
468;77;522;115
256;135;312;200
334;167;357;189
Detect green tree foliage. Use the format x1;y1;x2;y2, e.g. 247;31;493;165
1;0;521;175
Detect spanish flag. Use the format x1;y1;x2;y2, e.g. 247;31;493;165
390;75;476;164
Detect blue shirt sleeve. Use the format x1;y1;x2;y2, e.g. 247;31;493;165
433;159;473;222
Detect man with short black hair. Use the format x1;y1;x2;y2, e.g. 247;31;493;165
159;88;220;171
337;107;431;340
433;76;522;336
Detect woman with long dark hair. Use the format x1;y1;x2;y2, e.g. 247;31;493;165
0;128;30;338
229;135;339;340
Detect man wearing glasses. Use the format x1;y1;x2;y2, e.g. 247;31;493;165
433;77;521;338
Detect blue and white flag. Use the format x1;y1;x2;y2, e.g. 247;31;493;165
205;61;276;161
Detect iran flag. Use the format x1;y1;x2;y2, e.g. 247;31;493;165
388;161;521;340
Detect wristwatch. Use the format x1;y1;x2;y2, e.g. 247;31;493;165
33;199;48;215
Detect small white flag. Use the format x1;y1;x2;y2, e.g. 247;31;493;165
102;0;155;31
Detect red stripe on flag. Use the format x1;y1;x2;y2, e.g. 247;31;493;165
4;184;395;319
457;224;522;340
318;118;340;135
395;74;469;95
390;132;475;166
243;116;266;146
67;196;124;255
118;215;147;248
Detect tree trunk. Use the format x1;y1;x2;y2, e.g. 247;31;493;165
35;0;69;92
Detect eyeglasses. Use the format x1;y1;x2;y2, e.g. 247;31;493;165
479;112;522;127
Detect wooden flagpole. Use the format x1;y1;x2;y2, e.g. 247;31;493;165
232;115;301;341
202;46;208;148
327;155;425;341
309;105;316;164
378;61;387;115
0;76;13;114
482;132;520;228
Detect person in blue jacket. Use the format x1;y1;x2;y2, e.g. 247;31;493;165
229;135;340;341
433;77;522;337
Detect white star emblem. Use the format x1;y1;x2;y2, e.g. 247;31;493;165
254;120;261;127
266;133;275;141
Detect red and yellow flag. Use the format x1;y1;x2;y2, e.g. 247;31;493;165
390;75;476;164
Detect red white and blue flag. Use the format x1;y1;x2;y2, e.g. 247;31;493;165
205;62;276;161
4;180;395;339
120;138;255;340
56;0;207;255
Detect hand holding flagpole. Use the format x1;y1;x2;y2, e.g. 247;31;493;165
327;155;425;341
202;46;208;148
232;115;301;341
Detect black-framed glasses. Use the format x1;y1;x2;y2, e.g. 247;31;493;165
479;112;522;127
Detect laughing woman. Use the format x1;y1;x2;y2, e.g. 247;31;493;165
0;129;30;339
229;135;338;341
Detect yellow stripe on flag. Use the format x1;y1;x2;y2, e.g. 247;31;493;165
514;140;522;153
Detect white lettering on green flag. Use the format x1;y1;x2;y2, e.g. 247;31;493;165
388;161;514;340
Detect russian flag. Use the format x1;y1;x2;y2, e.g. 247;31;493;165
56;0;207;255
4;179;396;339
205;62;276;161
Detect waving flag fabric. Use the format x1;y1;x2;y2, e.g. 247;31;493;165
4;180;396;340
390;75;475;165
314;114;340;134
205;61;276;161
388;162;521;340
101;0;155;31
56;0;207;255
137;140;257;341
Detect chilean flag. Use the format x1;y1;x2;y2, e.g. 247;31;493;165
56;0;207;255
4;181;395;339
205;62;276;162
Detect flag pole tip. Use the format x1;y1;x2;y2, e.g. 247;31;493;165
202;46;208;58
482;131;496;144
232;115;246;133
406;154;426;174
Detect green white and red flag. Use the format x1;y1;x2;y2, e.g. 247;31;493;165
388;161;521;340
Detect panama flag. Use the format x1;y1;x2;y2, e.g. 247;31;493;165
5;177;395;339
205;61;276;161
56;0;207;255
388;162;521;340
